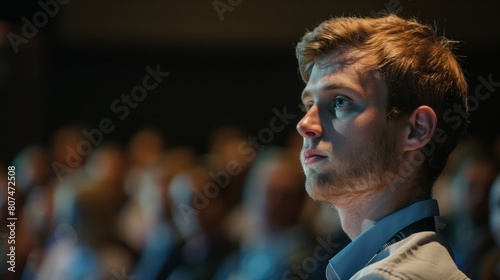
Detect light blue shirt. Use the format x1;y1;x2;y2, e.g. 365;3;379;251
326;199;443;280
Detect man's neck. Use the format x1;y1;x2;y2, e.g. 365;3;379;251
335;185;429;240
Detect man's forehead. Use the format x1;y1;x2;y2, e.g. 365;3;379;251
305;51;362;88
319;48;362;65
314;60;346;76
302;49;387;103
309;49;366;80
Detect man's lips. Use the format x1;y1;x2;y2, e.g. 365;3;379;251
303;149;328;165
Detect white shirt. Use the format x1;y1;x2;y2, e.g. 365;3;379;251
352;231;469;279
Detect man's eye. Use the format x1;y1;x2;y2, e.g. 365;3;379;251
332;97;351;109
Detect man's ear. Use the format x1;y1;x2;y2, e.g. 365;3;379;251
402;106;437;152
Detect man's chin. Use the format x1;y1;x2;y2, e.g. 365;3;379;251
302;165;326;177
305;177;333;203
304;173;356;205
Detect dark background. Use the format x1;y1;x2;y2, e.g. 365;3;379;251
1;0;499;164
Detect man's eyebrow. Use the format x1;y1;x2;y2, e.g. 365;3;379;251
301;83;347;100
323;83;346;91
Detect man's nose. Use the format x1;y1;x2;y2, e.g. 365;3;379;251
296;105;322;139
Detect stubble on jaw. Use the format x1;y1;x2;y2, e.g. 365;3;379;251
302;124;400;207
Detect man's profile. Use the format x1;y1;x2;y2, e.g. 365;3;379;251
295;14;470;279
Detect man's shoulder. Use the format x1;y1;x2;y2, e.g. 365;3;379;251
351;231;470;280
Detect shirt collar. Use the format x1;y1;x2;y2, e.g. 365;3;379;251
328;199;440;280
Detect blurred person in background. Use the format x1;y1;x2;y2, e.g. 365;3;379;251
131;145;197;280
214;147;325;280
430;138;472;223
0;160;25;280
207;125;253;212
446;139;499;279
11;144;51;196
12;124;91;279
72;142;133;279
50;124;95;231
478;173;500;280
159;155;239;280
117;127;167;254
29;142;132;280
124;127;166;178
1;144;51;280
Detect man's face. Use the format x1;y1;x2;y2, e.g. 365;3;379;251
297;49;401;205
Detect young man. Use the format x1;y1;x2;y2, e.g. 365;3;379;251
295;14;470;279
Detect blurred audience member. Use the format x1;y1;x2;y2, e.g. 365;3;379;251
125;127;166;171
30;221;103;279
30;142;131;280
432;138;476;221
214;147;322;280
16;124;93;279
479;173;500;279
0;160;27;280
131;145;197;280
207;125;253;211
11;144;51;195
160;156;239;280
50;124;94;230
447;139;499;279
2;145;50;280
117;127;166;253
74;142;134;279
